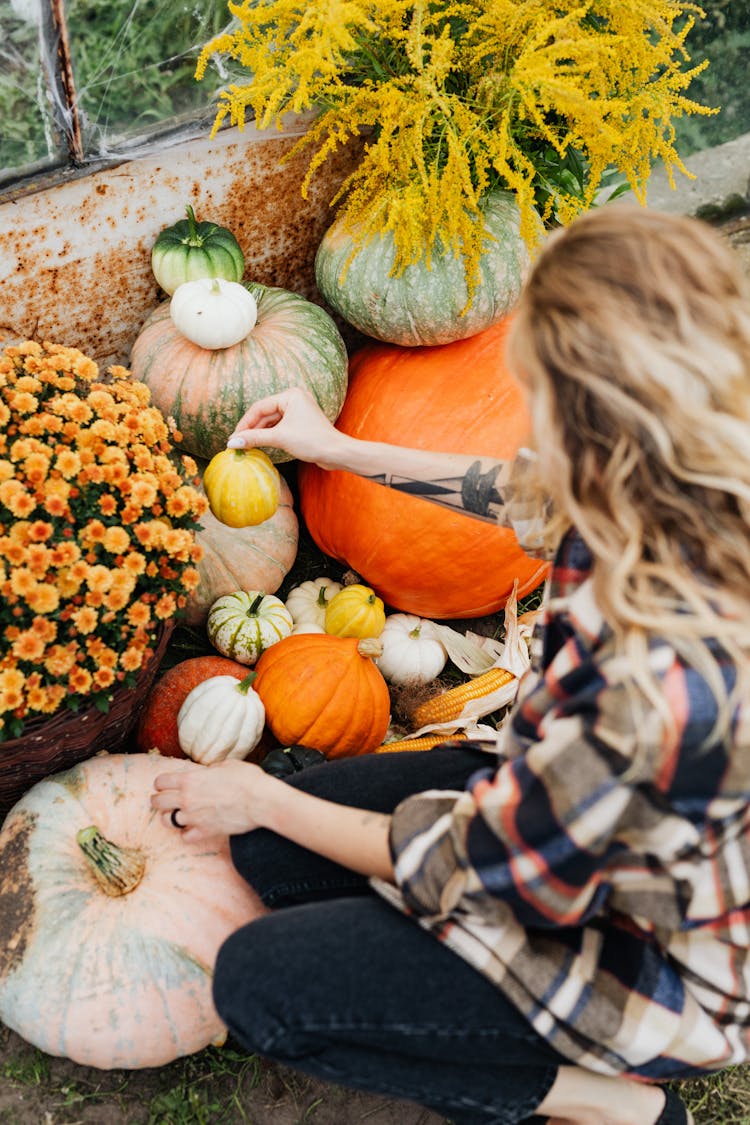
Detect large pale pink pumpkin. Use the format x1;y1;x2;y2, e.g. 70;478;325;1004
0;753;263;1069
185;470;299;625
129;282;348;462
299;318;549;619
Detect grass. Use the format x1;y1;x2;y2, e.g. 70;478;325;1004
1;1030;750;1123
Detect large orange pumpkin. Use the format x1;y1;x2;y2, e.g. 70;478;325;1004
0;753;264;1069
253;634;390;758
298;318;548;619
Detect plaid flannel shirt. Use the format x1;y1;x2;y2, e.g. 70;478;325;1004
373;529;750;1079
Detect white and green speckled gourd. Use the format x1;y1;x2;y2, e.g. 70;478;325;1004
314;190;533;347
0;753;263;1069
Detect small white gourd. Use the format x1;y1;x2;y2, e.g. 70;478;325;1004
170;277;257;349
376;613;448;685
285;577;343;629
177;674;265;763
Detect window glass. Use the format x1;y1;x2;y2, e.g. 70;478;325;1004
0;0;64;178
66;0;234;152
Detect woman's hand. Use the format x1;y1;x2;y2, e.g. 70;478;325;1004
227;387;346;468
151;757;395;880
150;759;274;843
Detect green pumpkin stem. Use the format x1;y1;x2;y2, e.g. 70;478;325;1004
77;826;146;897
247;593;265;616
184;204;201;246
236;672;257;694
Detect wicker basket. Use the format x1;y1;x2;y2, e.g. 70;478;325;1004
0;623;174;822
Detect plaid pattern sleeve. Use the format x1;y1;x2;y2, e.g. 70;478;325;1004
373;530;750;1078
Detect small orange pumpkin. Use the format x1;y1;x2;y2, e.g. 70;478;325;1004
253;634;390;758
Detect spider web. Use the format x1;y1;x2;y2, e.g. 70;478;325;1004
0;0;239;178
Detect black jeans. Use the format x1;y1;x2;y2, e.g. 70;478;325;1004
213;746;566;1125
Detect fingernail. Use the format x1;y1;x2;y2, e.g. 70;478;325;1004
226;436;244;449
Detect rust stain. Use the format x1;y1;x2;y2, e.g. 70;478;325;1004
0;128;364;363
0;813;37;981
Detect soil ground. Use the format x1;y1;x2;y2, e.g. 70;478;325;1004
0;1023;449;1124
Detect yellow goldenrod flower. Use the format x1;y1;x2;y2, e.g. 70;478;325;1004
198;0;715;293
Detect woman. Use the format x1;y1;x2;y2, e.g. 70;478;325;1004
151;205;750;1125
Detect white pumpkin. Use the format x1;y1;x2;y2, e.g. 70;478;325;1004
170;277;258;349
285;577;343;628
177;675;265;763
376;613;448;685
207;590;293;665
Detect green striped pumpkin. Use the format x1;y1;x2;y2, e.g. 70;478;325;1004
314;190;532;347
207;591;294;666
129;282;348;462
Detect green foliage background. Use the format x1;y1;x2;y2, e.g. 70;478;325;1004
0;0;748;181
673;0;750;153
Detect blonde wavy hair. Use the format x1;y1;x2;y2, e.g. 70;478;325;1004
506;204;750;737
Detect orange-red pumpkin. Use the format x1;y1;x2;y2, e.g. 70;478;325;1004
253;634;390;758
299;318;548;619
136;655;252;757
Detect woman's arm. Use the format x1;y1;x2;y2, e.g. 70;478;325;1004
227;388;523;525
150;758;395;881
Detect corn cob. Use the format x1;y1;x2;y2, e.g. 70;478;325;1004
375;733;469;754
411;668;516;727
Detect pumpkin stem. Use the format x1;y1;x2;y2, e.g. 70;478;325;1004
210;279;222;294
236;672;257;694
247;593;265;616
184;204;202;245
356;637;383;660
317;587;329;607
77;826;146;897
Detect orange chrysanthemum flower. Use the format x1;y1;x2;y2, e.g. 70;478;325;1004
68;665;93;693
12;630;46;662
120;647;144;672
102;526;131;555
44;644;78;677
1;340;204;736
27;585;60;615
126;601;151;627
72;606;99;634
154;593;177;620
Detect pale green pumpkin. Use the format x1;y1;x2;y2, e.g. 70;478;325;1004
314;190;534;347
129;283;348;461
